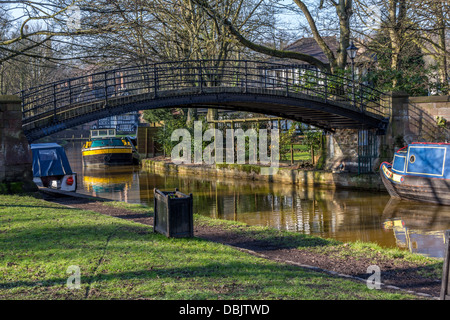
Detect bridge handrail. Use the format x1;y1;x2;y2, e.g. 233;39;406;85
20;59;391;124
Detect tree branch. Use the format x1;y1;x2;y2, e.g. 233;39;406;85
192;0;331;71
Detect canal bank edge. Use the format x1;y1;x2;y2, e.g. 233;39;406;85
141;159;386;192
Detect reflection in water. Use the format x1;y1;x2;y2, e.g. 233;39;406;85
83;167;140;202
382;199;450;258
64;142;450;258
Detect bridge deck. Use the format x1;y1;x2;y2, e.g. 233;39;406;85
20;60;390;141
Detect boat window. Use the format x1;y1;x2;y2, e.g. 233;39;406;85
90;139;125;147
409;155;415;163
392;155;406;172
38;149;58;161
91;140;107;147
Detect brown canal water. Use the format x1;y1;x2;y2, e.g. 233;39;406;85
65;142;450;259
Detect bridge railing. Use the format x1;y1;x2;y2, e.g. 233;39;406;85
20;60;391;124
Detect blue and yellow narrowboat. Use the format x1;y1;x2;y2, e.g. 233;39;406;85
380;142;450;205
82;129;136;166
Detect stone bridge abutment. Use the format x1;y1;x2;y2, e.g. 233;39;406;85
326;92;450;174
0;95;36;193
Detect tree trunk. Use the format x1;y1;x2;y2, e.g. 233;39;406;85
335;0;352;70
436;2;448;92
387;0;407;89
207;108;218;122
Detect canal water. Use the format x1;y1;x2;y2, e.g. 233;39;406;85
65;141;450;259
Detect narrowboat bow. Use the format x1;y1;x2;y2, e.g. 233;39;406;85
380;142;450;205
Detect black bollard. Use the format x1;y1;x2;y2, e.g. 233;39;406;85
441;230;450;300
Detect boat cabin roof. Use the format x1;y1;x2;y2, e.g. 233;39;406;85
411;142;450;145
30;143;73;177
396;142;450;153
392;142;450;179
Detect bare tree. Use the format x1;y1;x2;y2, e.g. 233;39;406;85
409;0;449;92
192;0;355;74
353;0;449;93
80;0;276;122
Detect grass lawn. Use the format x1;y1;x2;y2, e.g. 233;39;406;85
0;194;420;300
280;144;312;162
195;216;441;269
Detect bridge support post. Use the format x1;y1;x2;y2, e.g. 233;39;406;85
378;91;450;162
324;92;410;173
0;95;37;193
325;91;450;174
324;129;360;173
376;91;410;165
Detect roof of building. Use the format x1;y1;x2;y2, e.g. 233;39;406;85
269;36;369;66
268;36;339;66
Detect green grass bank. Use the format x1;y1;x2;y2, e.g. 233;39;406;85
0;193;426;300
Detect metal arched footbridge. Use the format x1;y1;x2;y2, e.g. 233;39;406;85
20;60;391;142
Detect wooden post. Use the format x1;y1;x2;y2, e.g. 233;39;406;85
232;121;235;163
441;230;450;300
152;137;156;157
213;122;216;163
145;127;148;158
311;145;315;165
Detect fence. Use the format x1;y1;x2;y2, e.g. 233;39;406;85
21;59;391;124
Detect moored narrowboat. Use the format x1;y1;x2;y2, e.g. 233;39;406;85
380;142;450;205
31;143;77;191
82;128;136;166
